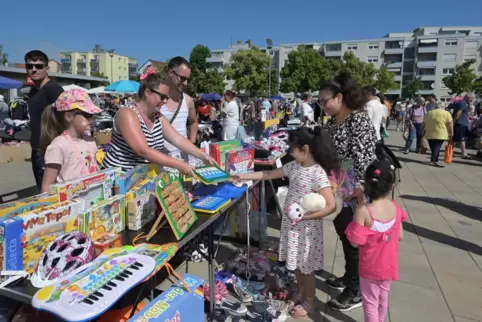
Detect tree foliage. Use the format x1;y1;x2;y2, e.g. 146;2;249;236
195;69;226;94
374;65;398;94
339;51;377;87
406;77;424;96
443;59;479;95
189;45;210;74
224;47;270;95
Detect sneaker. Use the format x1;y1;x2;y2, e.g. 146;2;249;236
231;282;254;303
328;289;363;312
432;162;445;168
403;150;409;154
476;151;482;158
462;154;472;160
325;276;346;291
272;266;295;284
218;298;248;316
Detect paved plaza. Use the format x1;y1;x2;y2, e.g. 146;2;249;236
0;128;481;321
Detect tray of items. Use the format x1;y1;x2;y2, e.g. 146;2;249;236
191;196;231;214
193;165;232;185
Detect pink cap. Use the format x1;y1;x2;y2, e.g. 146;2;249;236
54;89;102;114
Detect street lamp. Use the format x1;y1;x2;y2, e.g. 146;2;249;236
109;54;114;83
266;38;273;97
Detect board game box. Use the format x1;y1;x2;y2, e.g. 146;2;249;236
209;139;241;170
115;164;148;195
191;196;231;214
49;167;122;210
79;194;126;239
194;165;232;185
0;193;58;222
0;217;24;279
126;175;159;202
155;173;197;240
127;191;157;231
225;148;255;175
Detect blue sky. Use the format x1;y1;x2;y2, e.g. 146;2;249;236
2;0;482;65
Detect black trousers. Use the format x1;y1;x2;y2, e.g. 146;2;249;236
333;206;360;295
31;148;45;189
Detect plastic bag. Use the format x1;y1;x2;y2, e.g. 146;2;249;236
444;140;453;164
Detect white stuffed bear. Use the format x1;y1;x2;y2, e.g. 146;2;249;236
287;193;326;225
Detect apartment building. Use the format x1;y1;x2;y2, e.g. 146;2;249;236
60;46;137;83
207;26;482;100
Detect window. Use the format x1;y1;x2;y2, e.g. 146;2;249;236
464;55;477;62
442;68;454;75
347;44;358;50
474;32;482;36
464;41;478;49
443;53;456;61
444;39;458;46
368;43;379;50
367;56;379;63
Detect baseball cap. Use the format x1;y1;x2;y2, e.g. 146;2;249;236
54;89;102;114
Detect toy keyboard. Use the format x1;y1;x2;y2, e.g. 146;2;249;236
192;196;231;214
32;253;155;322
194;165;231;185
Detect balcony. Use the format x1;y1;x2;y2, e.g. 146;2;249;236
394;75;402;81
90;59;99;64
418;74;436;81
207;56;223;63
77;58;86;63
387;61;402;68
324;50;342;57
61;58;71;64
90;67;99;73
418;89;435;95
128;63;137;68
61;68;72;74
384;48;404;55
386;89;401;95
418;46;438;53
417;60;437;68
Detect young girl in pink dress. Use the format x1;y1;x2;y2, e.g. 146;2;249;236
345;160;407;322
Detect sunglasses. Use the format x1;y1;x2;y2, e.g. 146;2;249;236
26;63;45;70
74;110;95;119
149;88;170;101
171;69;190;83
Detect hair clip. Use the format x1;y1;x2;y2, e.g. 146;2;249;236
371;178;379;182
140;66;157;80
390;165;395;170
373;169;381;175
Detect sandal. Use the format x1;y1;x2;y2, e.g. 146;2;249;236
287;288;303;310
290;301;314;319
204;280;229;303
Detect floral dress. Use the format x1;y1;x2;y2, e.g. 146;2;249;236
278;161;331;274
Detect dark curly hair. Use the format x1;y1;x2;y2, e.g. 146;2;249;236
364;159;396;201
319;72;368;110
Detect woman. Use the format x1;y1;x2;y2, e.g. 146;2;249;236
404;97;426;154
197;99;213;122
319;72;377;312
102;67;216;175
424;101;453;167
221;90;240;140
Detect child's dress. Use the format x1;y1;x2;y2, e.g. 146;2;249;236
279;161;331;274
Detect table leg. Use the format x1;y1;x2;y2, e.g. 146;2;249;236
259;180;267;248
268;179;283;218
207;222;215;316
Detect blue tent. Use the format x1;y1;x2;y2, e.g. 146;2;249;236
105;80;140;93
0;76;23;90
201;93;222;101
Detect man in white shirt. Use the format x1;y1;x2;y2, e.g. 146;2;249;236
364;86;385;142
301;93;314;123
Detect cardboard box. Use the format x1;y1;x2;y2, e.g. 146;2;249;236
209;140;241;170
0;193;58;222
127;192;156;231
115;164;148;195
79;194;126;238
0;143;31;164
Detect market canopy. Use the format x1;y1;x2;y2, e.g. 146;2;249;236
200;93;222;101
0;76;23;90
105;80;139;93
87;86;106;94
62;84;87;91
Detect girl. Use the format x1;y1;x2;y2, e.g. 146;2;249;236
232;127;339;318
40;89;102;192
345;160;407;322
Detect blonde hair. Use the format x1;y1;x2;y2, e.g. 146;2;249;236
437;102;445;109
39;105;67;155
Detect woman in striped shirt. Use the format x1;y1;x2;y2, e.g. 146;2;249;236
102;68;216;174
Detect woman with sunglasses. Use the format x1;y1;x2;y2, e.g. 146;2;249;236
102;67;216;175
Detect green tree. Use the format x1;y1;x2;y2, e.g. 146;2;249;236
189;45;210;74
268;69;279;96
339;51;377;87
473;76;482;95
280;45;338;93
406;77;424;96
224;47;270;95
374;65;398;94
195;69;226;94
443;59;478;95
0;44;8;65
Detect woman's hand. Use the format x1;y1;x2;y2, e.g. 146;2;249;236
177;162;196;178
202;154;218;166
344;186;365;206
231;173;245;183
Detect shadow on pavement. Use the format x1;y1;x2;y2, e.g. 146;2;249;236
451;159;482;167
396;156;430;166
0;185;38;203
314;278;358;322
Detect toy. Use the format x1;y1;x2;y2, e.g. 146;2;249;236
127;192;157;231
50;168;122;209
0;218;24;284
194;165;231;185
225;148;255;175
0;193;58;222
191;196;231;214
125;175;158;202
209;139;242;169
115;164;148;195
79;194;126;239
287;193;326;225
92;233;122;257
32;252;156;322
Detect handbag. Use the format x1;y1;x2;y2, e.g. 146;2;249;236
444;139;453;164
420;137;429;154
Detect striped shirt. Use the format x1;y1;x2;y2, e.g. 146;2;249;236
102;104;164;171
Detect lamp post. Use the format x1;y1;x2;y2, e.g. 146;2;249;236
109;54;114;83
266;38;273;98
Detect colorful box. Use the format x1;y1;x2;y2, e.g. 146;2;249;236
0;193;58;222
6;199;84;273
128;274;204;322
126;176;158;202
225;148;255;174
49;168;122;209
0;217;24;275
92;233;122;257
127;192;157;231
209;139;241;170
115;164;149;195
147;164;163;178
79;194;126;239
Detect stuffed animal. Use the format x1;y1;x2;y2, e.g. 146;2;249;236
287;193;326;225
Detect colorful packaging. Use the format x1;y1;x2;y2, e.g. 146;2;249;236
209;139;241;170
0;193;58;222
127;192;157;231
128;274;204;322
79;194;126;239
0;217;24;274
92;233;122;257
147;164;163;178
5;199;84;273
49;168;121;209
225;148;255;174
126;176;158;202
115;164;148;195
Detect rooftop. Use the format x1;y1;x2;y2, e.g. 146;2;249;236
0;66;108;82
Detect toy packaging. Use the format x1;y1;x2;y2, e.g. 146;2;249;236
126;175;159;202
115;164;148;195
147;164;163;178
0;193;58;222
194;165;231;185
49;167;122;209
209;139;241;169
92;233;123;257
191;196;231;214
0;217;24;280
128;274;204;322
225;148;255;175
79;194;126;239
3;199;84;273
127;192;157;231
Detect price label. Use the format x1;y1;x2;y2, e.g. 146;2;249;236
276;158;282;168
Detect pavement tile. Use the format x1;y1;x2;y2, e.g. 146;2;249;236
398;250;440;290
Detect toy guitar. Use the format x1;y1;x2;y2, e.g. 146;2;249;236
32;253;155;322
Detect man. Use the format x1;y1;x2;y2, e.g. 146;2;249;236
301;93;314;123
160;56;198;165
452;93;475;159
426;94;437;112
364;86;385;142
25;50;63;189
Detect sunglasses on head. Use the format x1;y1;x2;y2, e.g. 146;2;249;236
26;63;45;70
149;88;170;101
171;69;190;83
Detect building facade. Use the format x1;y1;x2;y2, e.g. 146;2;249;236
207;26;482;101
60;47;137;83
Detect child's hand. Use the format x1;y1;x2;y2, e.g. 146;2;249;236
231;173;244;183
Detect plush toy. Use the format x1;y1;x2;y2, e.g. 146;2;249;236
287;193;326;224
